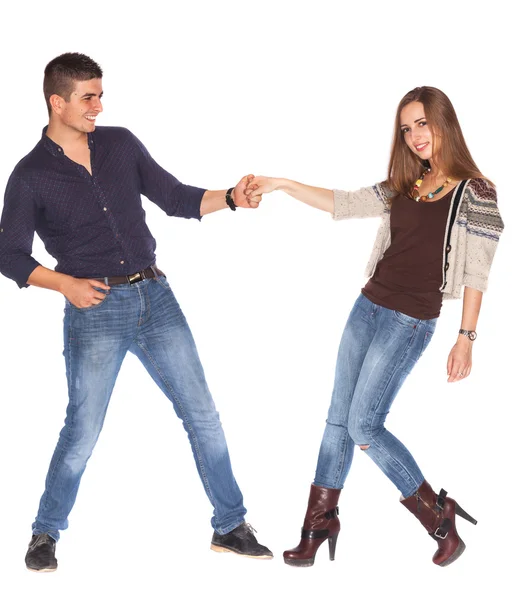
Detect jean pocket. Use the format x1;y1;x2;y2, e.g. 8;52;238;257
392;309;420;327
420;330;435;357
154;275;171;289
68;289;110;312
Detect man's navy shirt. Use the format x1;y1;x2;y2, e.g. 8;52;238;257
0;126;206;288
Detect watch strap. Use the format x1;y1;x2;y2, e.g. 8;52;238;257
226;187;236;211
459;329;477;341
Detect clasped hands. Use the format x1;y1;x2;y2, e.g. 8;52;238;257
232;175;275;209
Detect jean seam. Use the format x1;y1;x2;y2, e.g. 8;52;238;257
145;282;151;324
335;432;350;488
133;340;216;506
137;284;145;326
330;421;350;488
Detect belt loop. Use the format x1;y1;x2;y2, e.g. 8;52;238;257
151;264;159;279
104;276;109;294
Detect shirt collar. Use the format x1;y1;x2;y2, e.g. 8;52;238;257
41;126;95;156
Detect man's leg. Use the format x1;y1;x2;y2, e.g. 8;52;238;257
28;296;130;570
129;278;271;557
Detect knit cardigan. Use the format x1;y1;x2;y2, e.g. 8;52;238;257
332;178;504;300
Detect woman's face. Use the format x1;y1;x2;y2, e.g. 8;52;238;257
400;101;437;161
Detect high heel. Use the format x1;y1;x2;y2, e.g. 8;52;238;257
455;503;477;525
283;484;341;567
401;481;477;567
328;531;339;561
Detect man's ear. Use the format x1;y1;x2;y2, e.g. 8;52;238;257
49;93;66;115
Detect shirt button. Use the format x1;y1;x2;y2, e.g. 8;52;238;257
120;260;125;265
103;207;107;211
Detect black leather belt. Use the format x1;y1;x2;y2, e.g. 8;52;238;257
95;265;165;286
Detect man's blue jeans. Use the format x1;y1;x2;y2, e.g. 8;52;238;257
314;294;437;498
32;276;246;541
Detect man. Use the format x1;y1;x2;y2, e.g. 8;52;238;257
0;52;272;572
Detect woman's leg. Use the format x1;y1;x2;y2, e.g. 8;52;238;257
284;294;381;567
313;294;381;489
346;306;436;497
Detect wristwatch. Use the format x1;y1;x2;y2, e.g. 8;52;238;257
459;329;477;341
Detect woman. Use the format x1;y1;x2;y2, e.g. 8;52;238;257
247;87;504;567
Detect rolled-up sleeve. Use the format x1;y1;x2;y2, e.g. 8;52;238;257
132;132;206;220
0;174;41;288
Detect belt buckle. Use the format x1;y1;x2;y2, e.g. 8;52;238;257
127;271;144;285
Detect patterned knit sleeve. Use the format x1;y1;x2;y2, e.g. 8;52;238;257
463;178;504;292
332;182;393;220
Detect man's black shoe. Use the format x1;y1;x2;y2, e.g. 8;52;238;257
211;523;273;559
25;533;58;572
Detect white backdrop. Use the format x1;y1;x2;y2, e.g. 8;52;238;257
0;1;525;599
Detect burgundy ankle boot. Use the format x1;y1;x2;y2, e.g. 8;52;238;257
283;484;341;567
401;480;477;567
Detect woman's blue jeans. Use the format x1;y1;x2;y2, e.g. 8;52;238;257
32;276;246;541
314;294;437;498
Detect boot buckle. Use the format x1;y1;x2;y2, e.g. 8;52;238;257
324;507;339;520
434;527;448;540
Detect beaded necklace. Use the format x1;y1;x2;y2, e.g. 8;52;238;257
412;168;452;202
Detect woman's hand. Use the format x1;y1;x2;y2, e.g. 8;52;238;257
446;337;473;382
245;176;281;199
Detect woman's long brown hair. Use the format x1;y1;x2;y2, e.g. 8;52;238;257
386;86;488;197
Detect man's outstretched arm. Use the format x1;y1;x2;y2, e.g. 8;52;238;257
132;131;261;219
200;174;261;216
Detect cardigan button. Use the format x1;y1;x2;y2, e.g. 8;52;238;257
444;263;450;271
446;244;452;253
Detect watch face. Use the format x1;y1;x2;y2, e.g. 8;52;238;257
468;331;477;341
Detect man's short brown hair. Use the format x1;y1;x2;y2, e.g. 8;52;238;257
44;53;103;114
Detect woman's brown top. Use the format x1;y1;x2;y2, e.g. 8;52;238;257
362;188;454;320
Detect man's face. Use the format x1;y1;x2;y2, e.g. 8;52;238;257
54;78;103;133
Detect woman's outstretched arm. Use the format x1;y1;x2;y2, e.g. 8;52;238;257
247;177;334;213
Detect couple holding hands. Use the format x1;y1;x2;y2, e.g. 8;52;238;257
0;53;503;573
